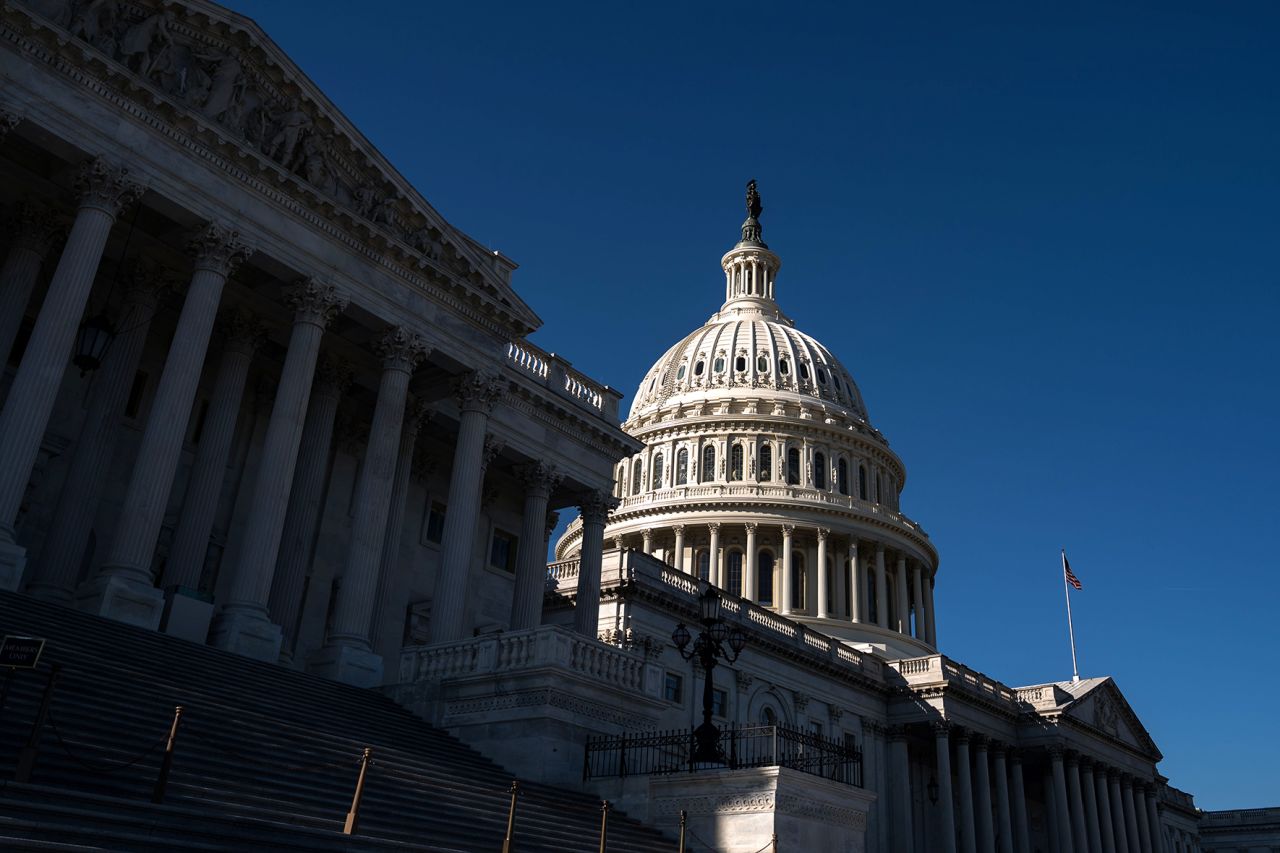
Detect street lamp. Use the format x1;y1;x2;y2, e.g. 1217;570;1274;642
671;584;747;764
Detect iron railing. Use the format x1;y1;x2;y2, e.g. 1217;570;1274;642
584;724;862;787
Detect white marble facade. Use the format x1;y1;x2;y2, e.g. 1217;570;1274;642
0;0;637;687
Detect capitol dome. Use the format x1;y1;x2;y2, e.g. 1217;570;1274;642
558;183;938;659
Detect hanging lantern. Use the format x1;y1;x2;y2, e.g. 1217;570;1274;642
73;312;114;375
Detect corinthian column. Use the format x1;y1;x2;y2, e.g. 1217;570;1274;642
743;523;757;602
212;280;347;661
992;744;1014;853
896;553;910;633
1122;777;1142;853
874;542;888;629
934;724;959;853
80;223;248;627
1082;759;1105;853
28;261;168;601
1109;770;1129;853
707;522;721;587
912;562;926;639
1144;786;1164;853
974;736;996;853
1096;765;1118;853
1067;753;1088;853
955;730;978;853
0;202;62;370
309;326;427;684
0;159;141;590
1010;750;1032;853
269;355;351;662
573;490;615;637
925;571;938;646
888;727;914;850
1050;747;1074;852
779;524;794;614
163;309;265;592
816;527;830;617
672;524;685;572
849;540;863;622
428;370;504;644
509;461;562;630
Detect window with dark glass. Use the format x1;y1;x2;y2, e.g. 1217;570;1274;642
697;550;710;582
786;448;800;485
631;458;643;495
779;357;790;375
813;452;826;489
838;459;849;495
792;552;806;611
711;688;728;718
816;368;826;384
758;551;775;604
729;444;743;481
701;445;716;483
677;363;687;380
664;672;684;703
858;465;868;500
713;356;726;373
425;501;447;544
799;362;810;380
727;550;743;596
759;444;772;482
757;354;768;372
694;360;705;376
489;529;518;573
734;355;746;372
652;452;664;489
676;448;689;485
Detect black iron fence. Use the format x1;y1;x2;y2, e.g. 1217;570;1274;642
584;724;862;787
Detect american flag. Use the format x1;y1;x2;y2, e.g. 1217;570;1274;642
1062;551;1082;590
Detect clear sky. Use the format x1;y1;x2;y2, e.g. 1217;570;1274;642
229;1;1278;808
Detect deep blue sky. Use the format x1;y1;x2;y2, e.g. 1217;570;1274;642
231;1;1278;807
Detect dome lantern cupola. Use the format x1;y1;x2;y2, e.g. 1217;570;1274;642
720;180;783;314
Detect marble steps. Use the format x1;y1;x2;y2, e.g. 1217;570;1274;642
0;592;671;852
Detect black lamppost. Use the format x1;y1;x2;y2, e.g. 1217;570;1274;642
671;584;747;764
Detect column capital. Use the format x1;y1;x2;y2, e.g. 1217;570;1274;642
480;434;505;471
848;539;858;555
887;725;908;742
217;307;268;355
284;278;348;328
1120;775;1134;790
515;461;562;498
375;325;430;373
672;523;685;535
454;369;504;413
953;727;971;745
7;201;64;256
744;522;757;534
781;524;794;538
875;541;885;555
990;741;1008;758
578;490;618;525
186;222;251;276
313;353;354;398
1065;750;1080;768
816;527;829;541
932;720;952;737
75;157;144;218
707;521;721;534
971;733;989;750
1047;743;1066;760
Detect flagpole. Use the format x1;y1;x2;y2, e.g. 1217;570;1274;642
1062;548;1080;683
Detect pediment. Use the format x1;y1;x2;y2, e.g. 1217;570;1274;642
1060;678;1162;761
12;0;541;333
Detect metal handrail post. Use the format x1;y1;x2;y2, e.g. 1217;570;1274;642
343;747;373;835
151;705;184;803
502;780;520;853
598;800;611;853
15;663;60;783
678;809;687;853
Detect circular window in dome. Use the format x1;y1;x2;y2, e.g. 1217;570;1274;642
677;363;687;380
757;354;768;372
713;356;726;373
779;358;790;376
816;368;826;384
734;356;746;372
694;360;705;377
798;362;810;380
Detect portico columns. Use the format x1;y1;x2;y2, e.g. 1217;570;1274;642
428;370;504;644
816;527;829;617
269;356;351;662
0;202;61;370
925;571;938;646
641;528;653;555
1009;751;1031;853
848;541;862;622
934;724;959;853
896;553;910;633
1135;781;1153;853
672;525;685;572
1082;760;1105;853
1066;753;1089;853
974;736;996;853
310;327;427;683
1122;777;1143;853
0;160;141;590
912;562;926;639
744;523;757;602
510;462;562;630
874;542;888;629
573;490;614;637
81;223;248;626
779;525;794;614
1109;771;1130;853
992;745;1014;853
28;264;167;601
955;730;978;853
707;522;721;588
162;309;265;592
1050;748;1075;853
1095;765;1117;853
888;727;914;851
1144;786;1163;853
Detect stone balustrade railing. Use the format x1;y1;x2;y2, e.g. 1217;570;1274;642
1199;806;1279;825
547;558;580;581
504;339;620;422
887;655;1023;712
399;623;649;693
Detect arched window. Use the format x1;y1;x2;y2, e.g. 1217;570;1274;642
701;445;716;483
735;355;746;372
727;550;744;597
694;360;705;377
675;448;689;485
761;706;778;726
837;459;849;495
730;444;744;481
648;376;658;393
631;458;643;496
792;552;806;611
677;363;687;380
875;472;883;503
786;448;800;485
816;368;826;385
615;464;624;497
759;444;772;482
779;357;790;376
798;362;810;380
813;452;827;489
652;452;664;489
858;465;868;500
696;550;711;582
758;551;775;604
757;354;769;372
713;355;726;373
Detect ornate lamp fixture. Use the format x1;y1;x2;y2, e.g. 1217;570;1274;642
672;584;747;764
73;311;114;375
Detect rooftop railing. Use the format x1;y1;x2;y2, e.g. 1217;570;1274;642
504;339;619;421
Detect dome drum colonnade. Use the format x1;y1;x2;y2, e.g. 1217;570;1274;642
558;180;938;653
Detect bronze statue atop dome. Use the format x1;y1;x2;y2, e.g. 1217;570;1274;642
746;179;762;220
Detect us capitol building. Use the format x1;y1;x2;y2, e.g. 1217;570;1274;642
0;0;1269;851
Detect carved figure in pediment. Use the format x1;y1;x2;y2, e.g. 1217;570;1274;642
354;185;381;220
408;227;442;260
152;39;208;101
119;9;175;77
198;53;244;124
68;0;119;55
301;132;340;196
265;98;312;169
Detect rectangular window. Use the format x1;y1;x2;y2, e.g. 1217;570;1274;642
424;501;446;545
664;672;684;703
489;529;518;573
711;688;728;718
810;721;824;738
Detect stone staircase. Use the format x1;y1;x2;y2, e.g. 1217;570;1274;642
0;591;671;852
